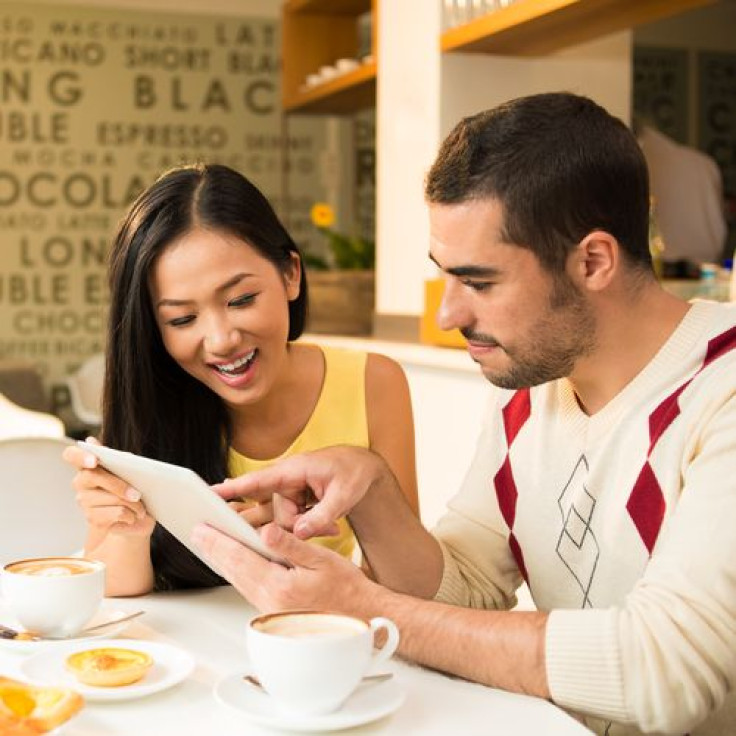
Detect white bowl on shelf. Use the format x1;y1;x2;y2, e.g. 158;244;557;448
335;58;360;74
318;65;338;81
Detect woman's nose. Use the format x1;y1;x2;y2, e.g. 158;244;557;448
203;315;239;355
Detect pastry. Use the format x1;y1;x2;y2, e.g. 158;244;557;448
66;646;153;687
0;676;84;733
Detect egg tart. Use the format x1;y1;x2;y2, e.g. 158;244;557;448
66;647;153;687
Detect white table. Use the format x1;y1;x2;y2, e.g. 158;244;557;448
0;586;592;735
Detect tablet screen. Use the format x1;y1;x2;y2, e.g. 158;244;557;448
77;441;286;567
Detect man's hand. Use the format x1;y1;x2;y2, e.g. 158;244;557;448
211;446;394;541
191;522;373;613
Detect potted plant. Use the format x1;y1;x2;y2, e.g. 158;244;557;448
305;203;375;336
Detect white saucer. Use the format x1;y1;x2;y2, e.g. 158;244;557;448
20;638;195;702
214;672;405;732
0;604;137;654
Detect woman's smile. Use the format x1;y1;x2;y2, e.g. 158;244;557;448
208;348;259;387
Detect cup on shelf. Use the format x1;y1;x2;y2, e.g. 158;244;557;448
318;65;338;81
304;73;321;89
335;58;360;74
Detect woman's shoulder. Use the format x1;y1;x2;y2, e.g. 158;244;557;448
365;352;408;398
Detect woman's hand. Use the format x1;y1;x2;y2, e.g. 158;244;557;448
227;498;274;528
62;438;155;539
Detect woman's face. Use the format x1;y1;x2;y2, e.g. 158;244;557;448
149;227;301;410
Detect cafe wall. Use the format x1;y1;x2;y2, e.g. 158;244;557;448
376;0;632;319
0;0;356;397
633;1;736;257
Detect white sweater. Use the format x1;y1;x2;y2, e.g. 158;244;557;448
433;300;736;735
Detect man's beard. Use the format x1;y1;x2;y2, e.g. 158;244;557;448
465;274;597;390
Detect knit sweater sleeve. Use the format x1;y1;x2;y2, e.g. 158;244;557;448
432;394;523;611
547;391;736;733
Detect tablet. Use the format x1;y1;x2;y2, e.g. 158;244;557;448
77;441;286;567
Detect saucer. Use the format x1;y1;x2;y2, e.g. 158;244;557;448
214;672;405;732
20;638;195;702
0;604;137;654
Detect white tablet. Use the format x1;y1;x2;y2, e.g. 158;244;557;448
77;441;286;567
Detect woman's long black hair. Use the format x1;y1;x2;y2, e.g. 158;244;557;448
102;163;308;589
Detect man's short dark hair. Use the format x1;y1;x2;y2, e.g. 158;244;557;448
425;92;651;274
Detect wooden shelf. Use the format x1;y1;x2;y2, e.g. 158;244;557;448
441;0;716;56
285;0;370;15
282;0;376;115
284;61;376;114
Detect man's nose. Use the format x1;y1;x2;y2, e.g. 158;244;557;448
436;278;468;332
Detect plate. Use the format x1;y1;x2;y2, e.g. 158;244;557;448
214;671;405;732
19;638;195;702
0;604;138;654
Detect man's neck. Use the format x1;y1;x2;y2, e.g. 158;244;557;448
569;284;690;416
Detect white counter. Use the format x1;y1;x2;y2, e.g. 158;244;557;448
303;333;489;531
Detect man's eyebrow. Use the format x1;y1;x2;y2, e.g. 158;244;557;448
428;253;500;278
156;273;250;309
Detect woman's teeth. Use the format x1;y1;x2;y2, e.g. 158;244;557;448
214;349;256;375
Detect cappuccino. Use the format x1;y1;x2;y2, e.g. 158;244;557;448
247;610;399;716
5;559;96;577
253;612;367;639
1;557;105;638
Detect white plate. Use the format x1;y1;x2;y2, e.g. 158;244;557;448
214;671;406;732
0;604;137;654
20;638;195;702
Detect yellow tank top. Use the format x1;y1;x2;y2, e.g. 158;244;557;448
228;345;369;559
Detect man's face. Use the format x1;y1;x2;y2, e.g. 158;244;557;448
429;198;596;390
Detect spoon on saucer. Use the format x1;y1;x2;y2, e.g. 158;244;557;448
0;610;145;641
242;672;393;692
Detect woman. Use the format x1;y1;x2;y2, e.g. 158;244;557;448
64;163;418;595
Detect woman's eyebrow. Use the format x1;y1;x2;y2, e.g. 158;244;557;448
155;273;252;309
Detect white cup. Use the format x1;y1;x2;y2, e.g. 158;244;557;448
247;610;399;716
335;57;359;74
318;64;338;81
1;557;105;637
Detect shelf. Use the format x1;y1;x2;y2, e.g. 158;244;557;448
282;0;376;115
284;61;376;114
441;0;716;56
285;0;370;15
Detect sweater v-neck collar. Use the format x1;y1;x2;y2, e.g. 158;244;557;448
556;301;713;442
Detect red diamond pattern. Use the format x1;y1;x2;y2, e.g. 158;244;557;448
502;388;531;446
495;456;517;529
495;390;531;584
627;324;736;555
626;462;666;555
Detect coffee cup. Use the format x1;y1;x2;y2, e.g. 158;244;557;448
247;610;399;716
1;557;105;637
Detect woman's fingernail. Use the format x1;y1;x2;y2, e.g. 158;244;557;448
82;455;97;469
125;487;141;502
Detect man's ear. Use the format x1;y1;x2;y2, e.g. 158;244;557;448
573;231;618;292
284;252;302;301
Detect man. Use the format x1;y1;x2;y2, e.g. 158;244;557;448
638;123;727;269
192;93;736;735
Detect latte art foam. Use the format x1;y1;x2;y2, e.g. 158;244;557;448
254;613;367;638
5;559;96;577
